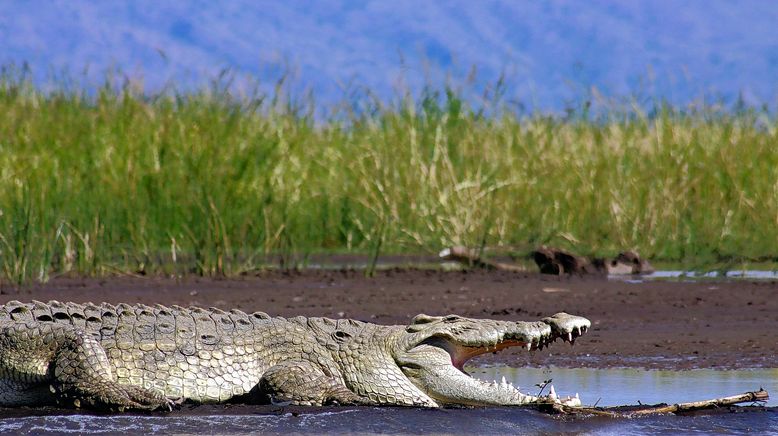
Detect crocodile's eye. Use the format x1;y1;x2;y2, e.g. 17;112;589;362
332;330;352;341
443;315;460;322
411;314;438;324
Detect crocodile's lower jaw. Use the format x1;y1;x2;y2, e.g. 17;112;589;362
447;340;547;405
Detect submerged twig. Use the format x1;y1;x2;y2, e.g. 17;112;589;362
535;379;553;397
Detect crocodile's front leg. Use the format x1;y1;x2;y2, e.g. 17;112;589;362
257;360;373;406
1;323;172;411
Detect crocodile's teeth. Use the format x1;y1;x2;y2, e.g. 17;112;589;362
549;385;558;401
501;376;507;386
567;332;573;342
525;343;532;351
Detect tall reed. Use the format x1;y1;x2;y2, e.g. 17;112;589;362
0;69;775;283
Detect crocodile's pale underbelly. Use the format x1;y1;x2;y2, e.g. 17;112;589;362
106;344;264;403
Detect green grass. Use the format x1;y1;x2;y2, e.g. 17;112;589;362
1;69;777;284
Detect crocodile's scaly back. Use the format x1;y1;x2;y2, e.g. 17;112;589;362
0;300;590;411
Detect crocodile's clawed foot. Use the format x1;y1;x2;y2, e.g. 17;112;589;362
164;397;185;411
145;396;183;412
542;313;591;345
119;385;177;412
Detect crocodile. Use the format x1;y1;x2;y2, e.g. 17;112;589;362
0;300;589;411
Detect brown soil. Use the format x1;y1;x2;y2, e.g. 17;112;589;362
3;269;776;370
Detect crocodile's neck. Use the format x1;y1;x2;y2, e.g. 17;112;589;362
283;316;436;406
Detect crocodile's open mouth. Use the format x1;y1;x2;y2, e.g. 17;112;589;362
396;316;588;406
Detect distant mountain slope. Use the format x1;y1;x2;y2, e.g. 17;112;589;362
1;0;776;108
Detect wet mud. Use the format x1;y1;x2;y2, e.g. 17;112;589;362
1;403;776;435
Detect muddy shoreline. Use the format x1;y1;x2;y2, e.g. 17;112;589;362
3;269;777;370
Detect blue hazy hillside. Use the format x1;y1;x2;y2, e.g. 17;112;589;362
1;0;777;109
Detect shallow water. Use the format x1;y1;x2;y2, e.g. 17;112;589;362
1;367;775;434
471;366;778;407
615;269;778;282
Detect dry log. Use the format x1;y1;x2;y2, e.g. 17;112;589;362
438;246;527;272
542;389;769;417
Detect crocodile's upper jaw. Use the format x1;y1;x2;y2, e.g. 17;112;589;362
394;313;590;406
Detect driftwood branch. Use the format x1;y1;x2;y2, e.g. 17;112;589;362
438;246;527;272
540;389;769;417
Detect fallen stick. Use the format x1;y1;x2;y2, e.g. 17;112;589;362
541;389;769;417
